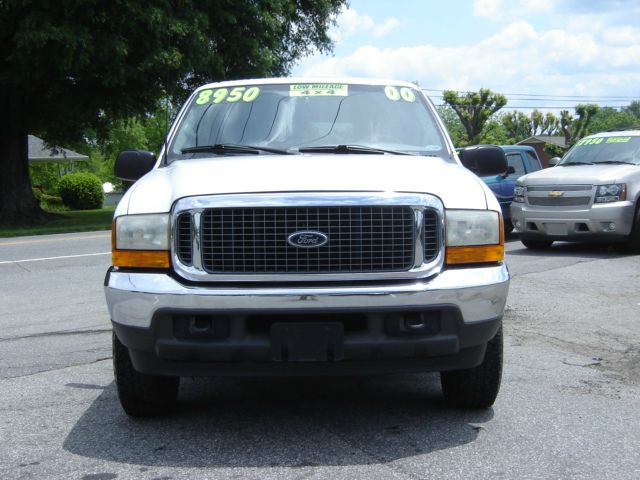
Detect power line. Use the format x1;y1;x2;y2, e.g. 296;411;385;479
422;88;638;100
429;94;633;103
435;104;630;110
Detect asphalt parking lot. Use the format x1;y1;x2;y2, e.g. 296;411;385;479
1;232;639;479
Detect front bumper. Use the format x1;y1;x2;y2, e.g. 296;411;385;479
105;265;509;376
510;200;635;241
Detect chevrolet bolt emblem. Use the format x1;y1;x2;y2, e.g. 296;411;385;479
548;191;565;198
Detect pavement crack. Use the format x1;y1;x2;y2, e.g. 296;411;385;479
509;257;609;279
0;328;111;342
15;262;31;272
3;357;112;380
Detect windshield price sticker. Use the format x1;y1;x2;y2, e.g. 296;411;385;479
576;137;604;146
195;86;261;105
605;137;632;143
384;86;416;102
289;84;349;97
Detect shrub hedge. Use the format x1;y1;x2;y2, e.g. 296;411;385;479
58;172;104;210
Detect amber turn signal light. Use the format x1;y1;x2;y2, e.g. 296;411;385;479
446;244;504;265
112;250;171;268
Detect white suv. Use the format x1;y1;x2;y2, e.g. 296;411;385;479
511;130;640;250
105;78;510;416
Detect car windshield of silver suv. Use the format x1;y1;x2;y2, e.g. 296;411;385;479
561;135;640;166
511;131;640;251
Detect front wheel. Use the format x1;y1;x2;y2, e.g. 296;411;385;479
521;238;553;250
625;203;640;253
504;219;514;235
113;332;179;417
440;326;503;409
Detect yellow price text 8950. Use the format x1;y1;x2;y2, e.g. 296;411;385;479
195;86;261;105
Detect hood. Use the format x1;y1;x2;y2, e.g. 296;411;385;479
118;154;491;215
520;163;639;185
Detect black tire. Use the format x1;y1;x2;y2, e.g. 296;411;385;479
112;332;179;417
440;326;503;409
625;203;640;253
504;219;514;235
521;238;553;250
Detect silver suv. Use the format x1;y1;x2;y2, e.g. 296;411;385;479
511;130;640;250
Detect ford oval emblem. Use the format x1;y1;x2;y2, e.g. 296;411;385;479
287;230;328;248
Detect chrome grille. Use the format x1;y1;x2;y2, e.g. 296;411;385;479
528;197;591;207
198;206;417;274
526;185;591;192
423;209;438;261
176;213;193;265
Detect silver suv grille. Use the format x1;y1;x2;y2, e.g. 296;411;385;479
528;197;591;207
525;184;592;207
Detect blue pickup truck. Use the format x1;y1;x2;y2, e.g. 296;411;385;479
459;145;543;233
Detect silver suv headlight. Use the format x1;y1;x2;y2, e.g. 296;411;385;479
513;185;525;203
595;184;626;203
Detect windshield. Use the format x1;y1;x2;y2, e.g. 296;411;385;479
561;135;640;165
167;82;447;161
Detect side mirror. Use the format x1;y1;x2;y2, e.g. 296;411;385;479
504;165;516;177
548;157;562;167
458;145;508;176
115;150;156;181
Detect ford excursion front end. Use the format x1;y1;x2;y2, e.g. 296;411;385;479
105;78;510;416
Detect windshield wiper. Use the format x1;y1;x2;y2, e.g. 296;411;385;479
298;144;414;155
561;161;594;166
181;143;292;155
594;160;637;165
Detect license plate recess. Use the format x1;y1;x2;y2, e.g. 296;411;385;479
271;322;344;362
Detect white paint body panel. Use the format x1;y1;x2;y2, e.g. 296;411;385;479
116;154;496;216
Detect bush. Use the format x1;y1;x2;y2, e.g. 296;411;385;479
32;187;44;202
30;162;62;194
58;172;104;210
41;194;65;210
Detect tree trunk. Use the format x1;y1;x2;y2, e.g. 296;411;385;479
0;131;48;225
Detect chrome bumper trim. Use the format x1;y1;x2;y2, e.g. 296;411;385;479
510;201;635;236
105;264;510;328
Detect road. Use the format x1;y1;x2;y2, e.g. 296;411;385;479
1;231;639;479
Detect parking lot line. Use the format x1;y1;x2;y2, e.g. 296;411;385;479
0;233;110;247
0;252;110;265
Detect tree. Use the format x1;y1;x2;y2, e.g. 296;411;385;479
0;0;345;224
531;110;560;136
477;117;510;145
502;111;534;142
442;88;507;144
502;109;560;143
623;100;640;119
587;105;639;134
560;104;600;145
436;106;466;146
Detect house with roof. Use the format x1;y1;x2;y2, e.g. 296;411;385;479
517;135;567;167
28;134;88;171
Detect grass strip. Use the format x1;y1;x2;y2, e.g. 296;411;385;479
0;207;115;238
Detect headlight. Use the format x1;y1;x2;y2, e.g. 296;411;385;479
595;184;626;203
445;210;503;265
513;185;525;203
446;210;500;246
113;214;171;268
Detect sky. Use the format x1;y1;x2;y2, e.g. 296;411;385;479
292;0;640;113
